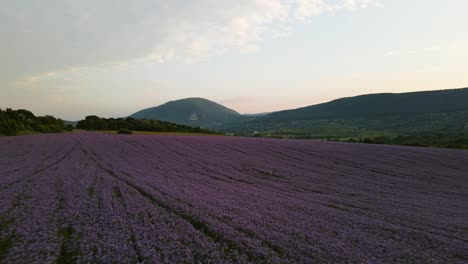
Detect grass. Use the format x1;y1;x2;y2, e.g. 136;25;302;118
0;217;14;260
0;130;74;137
0;130;40;137
87;186;95;197
56;225;79;264
16;130;40;136
0;237;13;260
1;130;220;137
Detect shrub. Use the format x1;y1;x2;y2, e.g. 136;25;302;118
117;129;133;134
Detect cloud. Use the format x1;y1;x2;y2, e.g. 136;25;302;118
15;71;62;87
295;0;329;20
143;0;378;62
3;0;377;84
383;45;455;57
14;58;144;87
343;0;376;11
295;0;377;21
271;25;293;39
145;0;290;62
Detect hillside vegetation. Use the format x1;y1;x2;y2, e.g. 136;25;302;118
0;108;71;136
270;88;468;120
130;97;245;127
226;88;468;139
76;115;218;134
130;88;468;138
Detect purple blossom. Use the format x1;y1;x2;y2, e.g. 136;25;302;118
0;133;467;263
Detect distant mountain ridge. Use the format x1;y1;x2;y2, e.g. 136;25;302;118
130;87;468;138
230;87;468;137
130;97;243;127
268;88;468;120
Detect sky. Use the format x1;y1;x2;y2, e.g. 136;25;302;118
1;0;468;120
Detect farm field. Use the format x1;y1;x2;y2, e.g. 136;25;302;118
0;132;467;263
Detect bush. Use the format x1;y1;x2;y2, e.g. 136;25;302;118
117;129;133;134
76;116;218;134
0;108;68;136
0;119;18;136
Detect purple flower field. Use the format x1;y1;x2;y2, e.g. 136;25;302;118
0;132;467;263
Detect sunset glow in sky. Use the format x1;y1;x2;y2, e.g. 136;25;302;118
1;0;467;120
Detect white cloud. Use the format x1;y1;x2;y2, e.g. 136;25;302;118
343;0;375;11
4;0;377;85
383;45;453;57
295;0;329;20
14;60;137;87
295;0;377;21
271;25;293;39
144;0;290;62
132;0;377;63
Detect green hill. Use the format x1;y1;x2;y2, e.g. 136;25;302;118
270;88;468;120
130;98;244;127
227;88;468;138
128;88;468;144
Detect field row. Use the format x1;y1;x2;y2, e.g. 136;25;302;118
0;133;467;263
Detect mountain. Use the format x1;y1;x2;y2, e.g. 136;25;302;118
129;88;468;139
130;98;244;127
64;120;79;127
242;112;271;117
226;87;468;138
269;88;468;120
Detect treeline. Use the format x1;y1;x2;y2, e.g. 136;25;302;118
0;108;72;136
328;132;468;150
76;115;218;134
